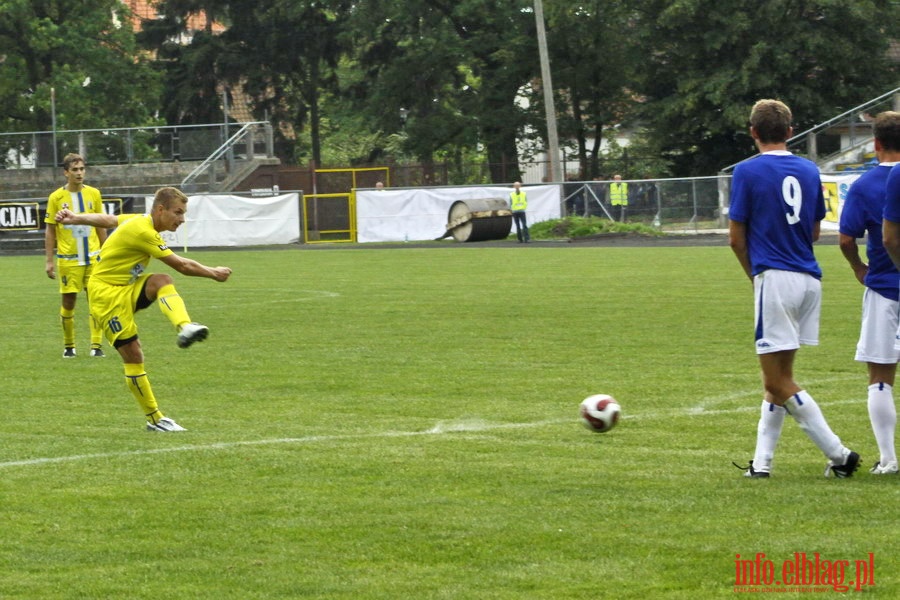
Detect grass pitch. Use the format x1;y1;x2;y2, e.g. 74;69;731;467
1;242;898;598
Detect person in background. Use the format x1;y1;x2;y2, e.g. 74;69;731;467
839;111;900;475
44;153;108;358
729;98;859;478
609;174;629;222
509;181;530;243
55;187;232;432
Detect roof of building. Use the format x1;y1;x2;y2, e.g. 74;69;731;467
123;0;225;34
123;1;257;122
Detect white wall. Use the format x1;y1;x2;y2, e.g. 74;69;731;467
355;185;561;243
162;193;301;248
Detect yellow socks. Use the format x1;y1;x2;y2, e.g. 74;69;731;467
60;307;75;348
89;312;103;349
156;284;191;330
124;363;164;424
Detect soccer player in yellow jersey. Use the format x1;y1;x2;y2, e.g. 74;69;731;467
44;153;108;358
55;187;232;432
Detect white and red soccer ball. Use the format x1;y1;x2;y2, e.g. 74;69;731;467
579;394;621;433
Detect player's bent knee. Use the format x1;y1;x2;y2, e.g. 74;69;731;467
143;273;174;301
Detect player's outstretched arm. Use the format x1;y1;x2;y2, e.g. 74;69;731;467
159;253;232;282
55;208;118;229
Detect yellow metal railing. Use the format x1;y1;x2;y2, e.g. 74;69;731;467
303;193;356;243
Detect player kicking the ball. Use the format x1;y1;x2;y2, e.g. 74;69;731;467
56;187;232;431
729;99;859;478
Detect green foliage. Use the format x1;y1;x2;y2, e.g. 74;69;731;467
4;0;898;178
1;245;895;598
591;134;676;180
345;0;531;180
632;0;900;175
0;0;160;132
529;216;663;239
541;1;638;180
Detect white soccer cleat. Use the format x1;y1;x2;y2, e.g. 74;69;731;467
146;417;187;432
177;322;209;348
870;460;899;475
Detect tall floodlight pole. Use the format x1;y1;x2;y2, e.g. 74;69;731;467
533;0;562;183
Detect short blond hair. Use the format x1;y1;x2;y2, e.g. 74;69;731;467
152;186;189;209
750;99;793;144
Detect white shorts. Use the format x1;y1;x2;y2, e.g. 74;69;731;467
753;270;821;355
855;288;900;363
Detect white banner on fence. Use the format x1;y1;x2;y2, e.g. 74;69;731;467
355;184;561;243
162;193;300;248
819;173;861;231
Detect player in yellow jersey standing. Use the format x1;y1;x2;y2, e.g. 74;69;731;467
44;153;108;358
55;187;232;432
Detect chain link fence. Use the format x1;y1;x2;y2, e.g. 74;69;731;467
560;176;727;231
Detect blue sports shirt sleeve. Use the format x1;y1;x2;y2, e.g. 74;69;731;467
885;166;900;222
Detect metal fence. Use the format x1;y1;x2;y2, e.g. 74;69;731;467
784;88;899;171
560;176;726;231
1;122;274;169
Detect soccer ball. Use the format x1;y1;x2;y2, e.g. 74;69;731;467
579;394;621;433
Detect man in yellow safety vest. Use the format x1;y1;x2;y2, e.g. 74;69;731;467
509;181;530;243
610;174;629;221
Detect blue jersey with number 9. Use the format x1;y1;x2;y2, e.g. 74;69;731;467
729;151;826;278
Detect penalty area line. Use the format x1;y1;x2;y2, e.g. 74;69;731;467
0;393;862;470
0;419;564;470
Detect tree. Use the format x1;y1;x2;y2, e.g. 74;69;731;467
141;0;349;166
425;0;537;182
542;1;638;180
630;0;900;176
0;0;161;165
346;0;482;180
218;0;350;166
349;0;537;182
136;0;229;125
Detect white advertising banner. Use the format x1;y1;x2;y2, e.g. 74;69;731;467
820;173;861;231
163;193;300;248
355;185;562;243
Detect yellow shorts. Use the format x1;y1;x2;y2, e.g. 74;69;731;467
88;274;151;346
58;262;94;294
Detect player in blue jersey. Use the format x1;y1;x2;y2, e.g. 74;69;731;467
730;99;859;478
839;111;900;475
882;119;900;466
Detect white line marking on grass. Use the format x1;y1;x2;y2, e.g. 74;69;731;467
0;419;563;470
686;375;859;415
0;391;864;470
264;290;342;302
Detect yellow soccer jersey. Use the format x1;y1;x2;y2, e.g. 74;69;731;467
44;185;104;265
91;214;174;286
